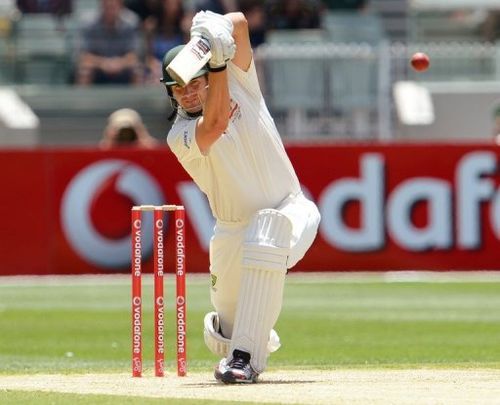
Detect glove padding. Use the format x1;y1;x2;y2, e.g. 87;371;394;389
198;28;236;69
191;11;235;69
191;11;233;37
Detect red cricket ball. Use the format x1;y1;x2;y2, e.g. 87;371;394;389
410;52;430;72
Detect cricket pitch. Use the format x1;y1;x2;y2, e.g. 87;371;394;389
1;369;500;404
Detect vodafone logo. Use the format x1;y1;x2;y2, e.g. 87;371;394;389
60;159;164;269
318;152;500;252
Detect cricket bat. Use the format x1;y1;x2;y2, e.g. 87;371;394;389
167;37;212;87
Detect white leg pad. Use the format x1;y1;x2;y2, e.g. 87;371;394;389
228;267;286;373
245;209;292;249
204;312;231;358
204;311;281;358
243;209;292;270
228;209;292;373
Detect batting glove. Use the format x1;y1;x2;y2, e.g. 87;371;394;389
204;11;233;34
191;25;235;70
191;11;207;32
191;10;233;37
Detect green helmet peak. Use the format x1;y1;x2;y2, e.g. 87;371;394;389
161;45;209;86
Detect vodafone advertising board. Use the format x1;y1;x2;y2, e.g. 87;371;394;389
0;143;499;275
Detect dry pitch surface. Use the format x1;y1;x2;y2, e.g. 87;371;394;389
2;369;500;404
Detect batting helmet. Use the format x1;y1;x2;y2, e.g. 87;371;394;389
161;45;209;87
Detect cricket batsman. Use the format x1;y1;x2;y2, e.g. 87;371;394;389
162;10;321;383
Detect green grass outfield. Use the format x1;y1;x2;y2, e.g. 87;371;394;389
1;272;500;404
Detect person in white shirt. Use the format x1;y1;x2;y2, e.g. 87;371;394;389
162;10;320;384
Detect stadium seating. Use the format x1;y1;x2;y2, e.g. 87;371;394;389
370;0;409;42
74;0;100;13
322;11;386;45
2;2;500;142
407;9;485;42
320;12;382;136
11;14;71;84
14;85;170;144
262;30;330;137
0;36;14;83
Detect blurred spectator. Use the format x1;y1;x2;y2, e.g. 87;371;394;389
100;108;159;148
16;0;72;16
481;10;500;43
192;0;265;47
124;0;158;21
239;0;266;47
75;0;142;85
192;0;238;14
0;1;19;38
321;0;366;11
444;9;487;42
266;0;321;30
144;0;191;84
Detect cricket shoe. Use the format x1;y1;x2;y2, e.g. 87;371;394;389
214;358;229;382
220;349;259;384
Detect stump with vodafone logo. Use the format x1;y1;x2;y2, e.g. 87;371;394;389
131;204;187;378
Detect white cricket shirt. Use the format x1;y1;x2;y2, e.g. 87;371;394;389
167;59;301;222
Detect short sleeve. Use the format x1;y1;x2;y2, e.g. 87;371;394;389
228;57;262;100
166;119;204;163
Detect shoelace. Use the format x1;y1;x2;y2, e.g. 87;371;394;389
229;356;247;370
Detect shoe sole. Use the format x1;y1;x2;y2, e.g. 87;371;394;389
220;371;257;384
214;367;225;383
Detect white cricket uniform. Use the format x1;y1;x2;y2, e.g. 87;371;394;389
167;59;320;345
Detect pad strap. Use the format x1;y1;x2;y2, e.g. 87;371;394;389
242;244;288;271
204;311;281;357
